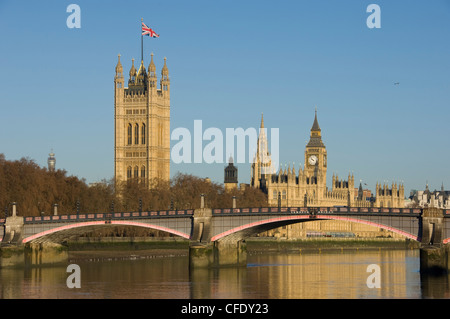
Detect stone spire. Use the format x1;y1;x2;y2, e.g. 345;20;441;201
161;57;169;77
311;107;321;132
115;54;123;77
160;57;170;92
307;108;325;148
129;58;137;84
136;59;147;85
148;52;156;75
251;113;275;189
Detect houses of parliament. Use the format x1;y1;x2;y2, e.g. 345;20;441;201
113;51;404;209
246;111;405;208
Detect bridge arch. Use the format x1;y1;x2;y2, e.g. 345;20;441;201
211;215;419;243
22;220;190;244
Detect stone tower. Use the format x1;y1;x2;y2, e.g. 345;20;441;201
303;109;328;200
224;157;238;191
47;150;56;172
114;53;170;188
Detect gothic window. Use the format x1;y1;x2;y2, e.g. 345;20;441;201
282;190;286;200
127;124;132;145
273;190;277;200
134;166;139;178
135;124;139;145
141;166;146;179
127;166;132;179
141;123;146;145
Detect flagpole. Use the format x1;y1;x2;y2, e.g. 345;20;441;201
141;18;143;62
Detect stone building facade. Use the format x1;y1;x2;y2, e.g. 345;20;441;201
114;53;170;188
251;111;405;208
411;184;450;209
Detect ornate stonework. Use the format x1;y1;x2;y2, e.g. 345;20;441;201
252;111;404;208
114;53;170;188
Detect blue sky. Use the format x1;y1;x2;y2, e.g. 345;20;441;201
0;0;449;194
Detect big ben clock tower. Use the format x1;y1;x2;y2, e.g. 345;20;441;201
304;110;327;197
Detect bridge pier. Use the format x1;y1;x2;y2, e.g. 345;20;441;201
419;208;449;274
420;245;448;274
2;203;24;245
1;243;68;268
189;240;247;268
24;242;68;267
214;240;247;267
189;197;247;268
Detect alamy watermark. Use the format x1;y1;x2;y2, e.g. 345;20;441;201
66;4;380;30
366;264;381;288
66;4;81;29
171;120;279;172
66;264;81;288
366;4;381;29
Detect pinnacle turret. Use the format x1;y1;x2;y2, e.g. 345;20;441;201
115;54;123;76
161;57;169;77
148;52;156;75
129;58;137;84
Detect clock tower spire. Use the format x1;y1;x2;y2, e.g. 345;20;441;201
304;109;327;198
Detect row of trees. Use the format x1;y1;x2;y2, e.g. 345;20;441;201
0;154;267;217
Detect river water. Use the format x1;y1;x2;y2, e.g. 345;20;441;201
0;248;449;299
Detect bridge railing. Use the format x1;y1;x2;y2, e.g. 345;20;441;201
3;207;450;224
212;206;425;215
22;209;194;224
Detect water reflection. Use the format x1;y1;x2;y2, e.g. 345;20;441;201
420;272;450;299
0;249;449;299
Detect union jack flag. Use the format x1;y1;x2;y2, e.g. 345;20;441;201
142;22;159;38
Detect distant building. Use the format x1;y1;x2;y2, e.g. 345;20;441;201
48;151;56;172
250;113;276;192
410;183;450;209
224;157;238;191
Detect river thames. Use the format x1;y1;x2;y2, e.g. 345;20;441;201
0;248;449;299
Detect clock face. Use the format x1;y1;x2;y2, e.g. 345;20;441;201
308;155;318;166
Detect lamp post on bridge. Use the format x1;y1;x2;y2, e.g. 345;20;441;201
76;200;80;216
11;202;17;217
278;192;281;212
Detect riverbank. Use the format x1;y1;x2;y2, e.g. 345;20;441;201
65;237;419;262
66;237;189;262
246;237;420;254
